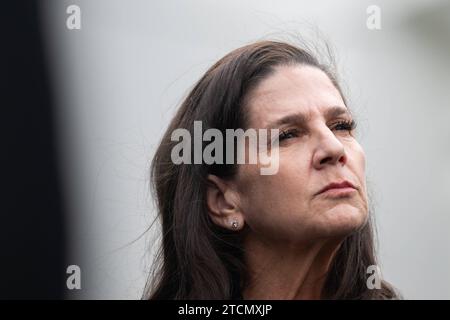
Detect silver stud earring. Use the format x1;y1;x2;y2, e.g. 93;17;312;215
231;220;239;230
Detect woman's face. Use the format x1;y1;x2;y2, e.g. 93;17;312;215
234;65;368;244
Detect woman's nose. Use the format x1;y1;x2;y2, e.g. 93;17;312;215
312;129;347;170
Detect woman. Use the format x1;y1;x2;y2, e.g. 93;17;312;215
144;40;400;299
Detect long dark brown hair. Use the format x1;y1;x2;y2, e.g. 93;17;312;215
144;40;399;300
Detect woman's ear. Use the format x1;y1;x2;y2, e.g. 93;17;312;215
206;174;244;231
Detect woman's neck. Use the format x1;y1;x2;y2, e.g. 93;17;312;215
242;235;344;300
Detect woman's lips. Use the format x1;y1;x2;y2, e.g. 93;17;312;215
319;187;357;197
316;181;357;196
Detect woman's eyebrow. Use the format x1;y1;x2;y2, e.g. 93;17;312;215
266;106;350;128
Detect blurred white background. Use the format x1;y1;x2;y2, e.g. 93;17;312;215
41;0;450;299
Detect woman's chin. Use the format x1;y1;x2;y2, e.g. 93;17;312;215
318;206;368;237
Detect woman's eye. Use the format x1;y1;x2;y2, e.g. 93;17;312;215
278;121;356;142
279;129;298;141
333;120;357;132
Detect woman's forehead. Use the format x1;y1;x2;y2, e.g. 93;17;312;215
245;65;346;128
